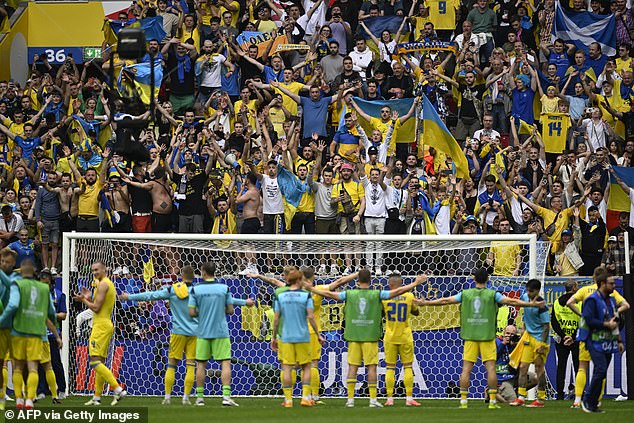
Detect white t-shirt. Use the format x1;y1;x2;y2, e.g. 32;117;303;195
473;128;501;141
585;197;607;222
583;118;608;151
361;176;387;218
200;54;226;89
385;184;408;221
261;175;284;215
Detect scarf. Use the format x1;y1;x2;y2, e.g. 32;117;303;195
176;54;191;84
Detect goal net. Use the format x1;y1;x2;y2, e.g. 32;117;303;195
61;233;549;399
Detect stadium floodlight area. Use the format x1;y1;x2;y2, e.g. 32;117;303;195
61;233;549;398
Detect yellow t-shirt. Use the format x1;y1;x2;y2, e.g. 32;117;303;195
234;99;257;130
616;57;633;74
221;1;240;27
540;94;559;114
78;179;104;217
268;107;286;137
309;284;329;334
491;241;521;276
296;178;315;213
93;277;116;323
257;20;278;34
274;81;304;116
331;180;365;214
180;27;201;53
382;292;417;344
536;206;574;252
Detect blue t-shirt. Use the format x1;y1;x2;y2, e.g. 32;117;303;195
47;288;67;336
495;337;515;382
274;289;314;343
0;270;19;329
8;240;36;266
263;65;283;84
586;55;608;81
566;95;589;120
129;285;198;337
188;279;247;339
548;51;571;79
14;136;42;165
511;88;535;124
300;96;332;138
520;292;550;343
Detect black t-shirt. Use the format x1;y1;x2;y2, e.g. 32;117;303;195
166;47;196;95
127;177;153;213
227;133;247;153
458;84;485;119
175;172;207;216
385;75;415;98
238;58;263;86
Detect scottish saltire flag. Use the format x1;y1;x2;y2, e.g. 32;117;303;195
421;95;469;179
117;61;163;105
357;16;408;40
103;16;167;46
552;2;616;56
141;244;155;284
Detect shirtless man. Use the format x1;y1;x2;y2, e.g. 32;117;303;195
102;174;131;232
123;167;174;233
45;172;76;233
236;172;261;275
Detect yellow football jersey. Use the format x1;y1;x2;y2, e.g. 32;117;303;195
382;292;418;344
93;276;116;323
425;0;458;30
572;284;626;305
309;284;330;334
539;113;571;154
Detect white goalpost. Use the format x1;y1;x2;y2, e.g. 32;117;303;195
61;233;549;398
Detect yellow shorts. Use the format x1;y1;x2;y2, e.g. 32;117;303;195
277;339;285;362
41;341;51;364
280;342;311;366
310;333;322;361
348;342;378;366
11;336;43;361
520;334;550;364
579;341;590;362
0;328;10;360
169;334;197;360
89;322;114;358
384;341;414;365
463;340;496;363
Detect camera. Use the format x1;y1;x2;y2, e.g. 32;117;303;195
510;333;521;343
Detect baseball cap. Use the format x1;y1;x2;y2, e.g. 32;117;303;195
464;215;478;225
562;229;573;236
608;235;618;242
368;146;379;155
341;163;354;171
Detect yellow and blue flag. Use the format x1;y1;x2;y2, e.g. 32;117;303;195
117;61;163;105
99;190;113;229
103;17;166;46
352;97;415;145
421;95;469;179
141;244;155;284
608;166;634;232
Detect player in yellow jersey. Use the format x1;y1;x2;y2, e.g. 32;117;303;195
382;273;420;407
73;261;127;406
566;267;630;408
301;267;357;404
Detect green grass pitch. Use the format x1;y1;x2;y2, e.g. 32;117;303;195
23;396;634;423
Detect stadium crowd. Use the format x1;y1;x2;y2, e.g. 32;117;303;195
0;0;634;278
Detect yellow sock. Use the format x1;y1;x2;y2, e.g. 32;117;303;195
280;370;285;386
310;367;320;398
404;367;414;398
302;384;311;400
46;369;58;398
599;378;606;402
93;363;120;391
460;389;468;401
575;369;587;398
538;390;546;400
385;367;395;398
347;379;356;399
283;386;292;402
12;369;23;399
489;389;497;403
164;365;176;396
518;387;527;397
94;372;104;397
184;363;195;397
291;370;297;385
1;367;7;398
27;370;38;400
369;383;377;399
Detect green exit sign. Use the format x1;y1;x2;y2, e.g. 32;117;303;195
83;47;102;60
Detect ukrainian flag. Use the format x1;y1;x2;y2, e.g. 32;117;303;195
99;190;113;229
103;17;166;46
68;115;92;146
353;97;415;145
607;166;634;231
141;244;155;284
117;61;163;105
421;95;469;179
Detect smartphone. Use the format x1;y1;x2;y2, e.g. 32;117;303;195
526;53;535;62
